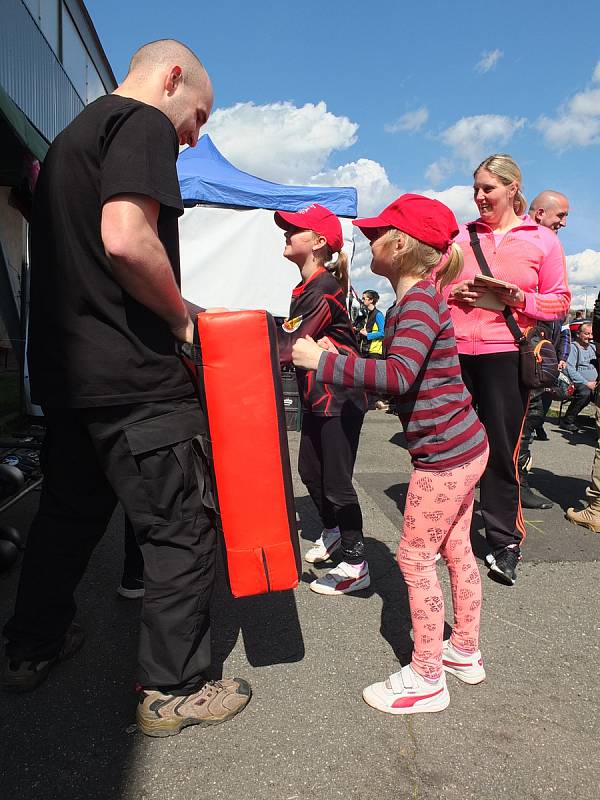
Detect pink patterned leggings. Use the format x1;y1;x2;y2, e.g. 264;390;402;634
397;445;489;680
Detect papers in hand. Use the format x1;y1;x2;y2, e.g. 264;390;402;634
473;274;517;291
473;291;505;310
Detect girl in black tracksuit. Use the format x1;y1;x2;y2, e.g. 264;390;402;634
274;204;370;596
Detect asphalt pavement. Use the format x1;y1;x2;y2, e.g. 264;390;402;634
0;409;599;800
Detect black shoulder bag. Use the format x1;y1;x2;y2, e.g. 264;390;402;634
468;224;559;390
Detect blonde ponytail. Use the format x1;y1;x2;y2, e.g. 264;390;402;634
435;242;464;289
327;250;349;296
513;189;527;216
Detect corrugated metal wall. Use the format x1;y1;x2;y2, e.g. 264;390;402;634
0;0;83;143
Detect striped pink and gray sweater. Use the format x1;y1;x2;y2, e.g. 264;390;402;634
316;279;488;471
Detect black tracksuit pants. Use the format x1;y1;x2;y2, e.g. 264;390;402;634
298;412;365;564
519;387;544;471
459;352;529;552
3;396;216;695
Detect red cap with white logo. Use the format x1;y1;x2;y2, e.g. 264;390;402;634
353;194;459;252
274;204;344;253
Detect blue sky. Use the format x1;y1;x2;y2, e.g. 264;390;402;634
87;0;600;309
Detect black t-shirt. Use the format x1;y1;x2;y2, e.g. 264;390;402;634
28;94;193;407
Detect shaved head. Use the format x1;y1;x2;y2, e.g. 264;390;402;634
128;39;208;86
530;190;568;213
529;189;569;234
115;39;213;148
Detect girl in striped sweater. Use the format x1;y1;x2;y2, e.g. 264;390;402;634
292;195;489;715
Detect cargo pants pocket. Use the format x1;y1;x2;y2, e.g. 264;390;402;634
123;405;212;526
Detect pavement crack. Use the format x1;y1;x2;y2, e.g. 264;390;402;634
393;718;425;799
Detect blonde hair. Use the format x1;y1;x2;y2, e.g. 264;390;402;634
312;234;350;296
474;153;527;215
387;230;464;289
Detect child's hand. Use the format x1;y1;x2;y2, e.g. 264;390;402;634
317;336;339;354
292;336;324;371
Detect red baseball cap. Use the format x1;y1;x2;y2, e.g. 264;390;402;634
353;194;459;252
274;204;344;253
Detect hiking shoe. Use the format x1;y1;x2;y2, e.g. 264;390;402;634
442;640;486;685
304;527;341;564
488;546;521;586
136;677;252;738
1;622;85;693
566;505;600;533
117;574;145;599
309;562;370;595
363;664;449;715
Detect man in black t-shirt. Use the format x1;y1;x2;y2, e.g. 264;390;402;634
1;40;250;737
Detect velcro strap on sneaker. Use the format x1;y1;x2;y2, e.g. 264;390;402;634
389;668;410;694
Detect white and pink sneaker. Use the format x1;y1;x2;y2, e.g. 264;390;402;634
363;664;450;715
309;561;370;595
304;527;341;564
442;640;486;685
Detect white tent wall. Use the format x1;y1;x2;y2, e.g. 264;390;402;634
179;204;355;318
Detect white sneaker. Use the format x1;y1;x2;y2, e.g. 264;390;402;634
309;562;370;595
304;527;341;564
363;664;449;715
442;640;486;685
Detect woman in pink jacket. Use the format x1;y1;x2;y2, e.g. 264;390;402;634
446;154;570;586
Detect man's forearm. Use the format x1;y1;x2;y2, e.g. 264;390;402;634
107;233;189;332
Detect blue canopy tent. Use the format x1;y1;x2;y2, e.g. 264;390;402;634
177;135;357;316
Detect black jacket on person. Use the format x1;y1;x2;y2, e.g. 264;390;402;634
277;268;367;417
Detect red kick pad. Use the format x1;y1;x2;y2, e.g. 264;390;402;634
196;310;300;597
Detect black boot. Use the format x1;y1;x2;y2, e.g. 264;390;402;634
519;471;553;510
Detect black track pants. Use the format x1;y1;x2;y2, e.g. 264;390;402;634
298;412;365;564
459;352;529;552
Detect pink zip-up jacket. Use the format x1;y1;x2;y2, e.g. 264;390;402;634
445;216;571;356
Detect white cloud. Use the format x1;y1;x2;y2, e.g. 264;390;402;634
475;49;503;74
537;64;600;150
566;249;600;287
440;114;526;165
311;158;400;216
349;235;374;280
421;185;477;223
537;115;600;149
385;107;429;134
569;87;600;116
203;101;358;183
425;158;455;186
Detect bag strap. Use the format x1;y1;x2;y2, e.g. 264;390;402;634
467;224;525;345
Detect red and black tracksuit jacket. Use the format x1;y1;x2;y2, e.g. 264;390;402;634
277;267;367;417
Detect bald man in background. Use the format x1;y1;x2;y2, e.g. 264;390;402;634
529;190;569;233
1;40;251;736
518;190;571;509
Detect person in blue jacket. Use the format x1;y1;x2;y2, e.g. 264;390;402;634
358;290;385;359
